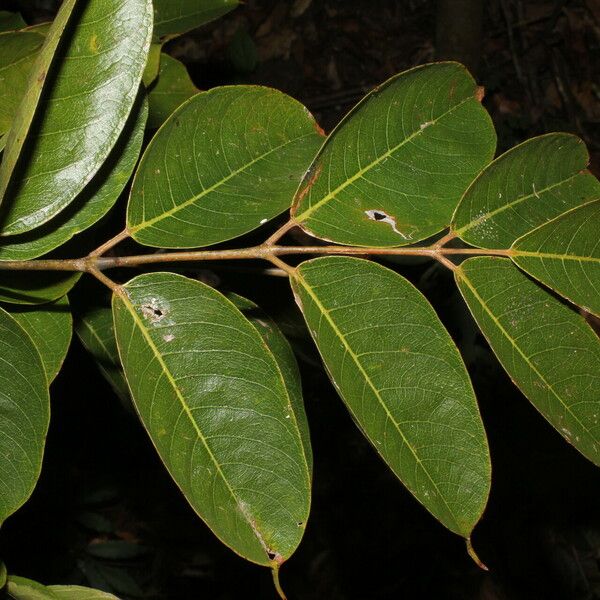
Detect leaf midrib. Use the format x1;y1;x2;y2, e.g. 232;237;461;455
512;250;600;263
129;132;315;234
294;94;475;223
453;172;582;239
294;271;463;533
456;264;597;446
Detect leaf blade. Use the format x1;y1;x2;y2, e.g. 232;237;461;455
455;257;600;466
128;86;324;248
511;199;600;317
5;296;72;382
451;133;600;248
0;0;153;235
292;62;496;247
112;272;311;564
153;0;239;38
0;94;147;261
0;307;49;523
291;257;490;536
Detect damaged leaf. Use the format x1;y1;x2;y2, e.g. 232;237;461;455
292;62;496;247
112;272;311;565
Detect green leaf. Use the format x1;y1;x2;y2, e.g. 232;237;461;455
142;41;162;87
0;307;49;523
451;133;600;248
49;586;118;599
112;272;311;564
7;577;57;600
0;30;45;139
291;257;490;537
5;296;72;382
128;86;324;248
292;62;496;247
7;578;118;600
511;199;600;317
153;0;239;38
0;95;147;261
0;0;153;235
147;53;198;129
0;0;76;212
455;257;600;466
0;271;80;305
0;11;27;33
229;293;312;475
74;302;130;406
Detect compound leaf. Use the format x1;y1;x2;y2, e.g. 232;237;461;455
153;0;239;38
456;257;600;466
112;272;311;565
0;0;153;235
291;256;490;537
0;307;49;523
511;199;600;317
292;62;496;247
452;134;600;248
128;86;324;248
6;295;72;382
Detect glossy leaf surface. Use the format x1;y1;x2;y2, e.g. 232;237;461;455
0;0;153;235
0;30;45;140
292;62;496;247
49;586;118;599
128;86;323;248
291;257;490;536
0;0;75;211
0;307;49;523
511;200;600;317
230;293;312;474
0;96;147;260
112;272;311;564
452;134;600;248
456;257;600;466
147;53;198;129
153;0;238;38
6;296;72;382
0;271;80;305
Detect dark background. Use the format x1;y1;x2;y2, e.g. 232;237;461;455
1;1;599;599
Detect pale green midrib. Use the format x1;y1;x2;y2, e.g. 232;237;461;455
294;94;475;223
295;272;464;533
512;250;600;263
129;133;315;233
78;319;115;363
457;267;596;444
118;293;268;556
454;172;582;238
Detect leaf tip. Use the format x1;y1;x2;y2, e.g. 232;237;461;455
466;538;488;571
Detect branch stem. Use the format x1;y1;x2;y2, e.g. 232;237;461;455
0;245;513;272
89;228;129;257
